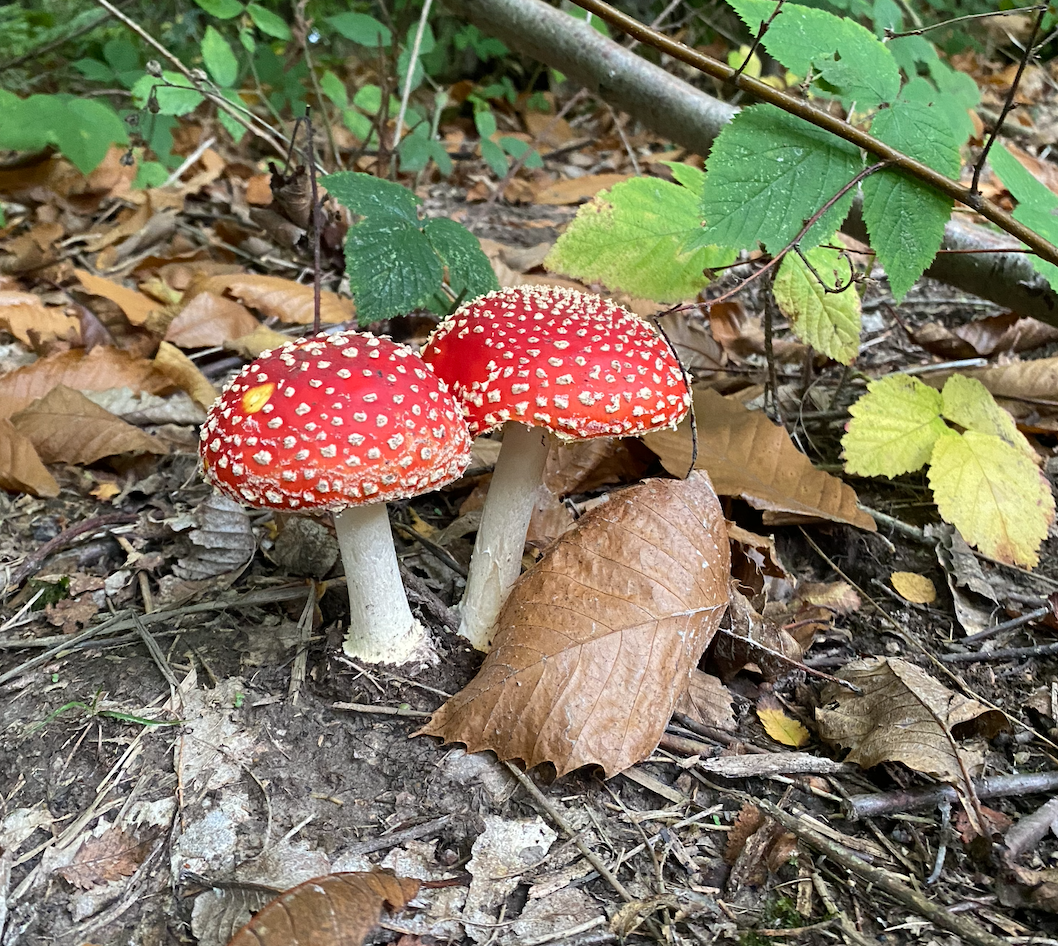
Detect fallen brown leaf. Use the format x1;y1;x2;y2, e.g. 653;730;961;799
0;347;175;415
534;173;631;205
165;290;259;348
75;269;158;326
420;472;730;777
675;669;735;731
194;273;354;325
227;871;420;946
57;827;148;890
153;341;218;411
0;418;59;496
0;292;79;346
816;656;1007;782
714;585;804;681
12;385;168;464
225;323;295;359
643;387;876;532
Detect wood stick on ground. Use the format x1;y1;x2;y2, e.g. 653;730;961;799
754;798;1010;946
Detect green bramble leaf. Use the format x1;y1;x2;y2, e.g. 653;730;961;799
423;217;499;303
480;138;509;177
697;105;863;255
773;244;860;364
217;89;247;143
321;171;421;224
319;70;347;108
726;0;899;105
545;164;735;302
929;427;1054;568
861;99;960;300
193;0;243;18
246;3;291;40
842;374;946;477
326;12;392;47
201;26;239;88
988;144;1058;291
58;99;129;173
940;374;1035;458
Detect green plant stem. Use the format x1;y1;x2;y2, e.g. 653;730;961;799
567;0;1058;271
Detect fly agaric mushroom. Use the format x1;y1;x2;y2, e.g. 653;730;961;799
421;285;690;651
200;331;472;664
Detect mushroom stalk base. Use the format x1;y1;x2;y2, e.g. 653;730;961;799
334;503;426;664
459;422;550;651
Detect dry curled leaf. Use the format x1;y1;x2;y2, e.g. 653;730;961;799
165;290;260;348
57;827;147;890
420;472;730;777
816;656;1008;782
12;385;167;464
226;871;420;946
194;273;354;325
0;418;59;497
644;387;876;532
74;269;158;326
0;292;79;346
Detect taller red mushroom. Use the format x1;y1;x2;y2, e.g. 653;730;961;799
421;285;690;651
200;331;472;664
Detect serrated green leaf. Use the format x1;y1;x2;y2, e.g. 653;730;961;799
193;0;244;18
58;99;128;173
843;374;946;477
217;89;247;143
927;59;979;143
988;144;1058;291
133;160;169;189
0;92;52;152
201;26;239;88
344;216;443;325
352;84;388;114
398;127;452;175
698;104;863;255
480;138;508;177
423;217;499;303
940;375;1034;458
342;109;373;142
545;174;735;302
326;12;391;47
773;245;860;364
726;0;899;105
320;171;420;224
246;3;291;39
861;100;959;300
319;70;347;108
929;428;1054;567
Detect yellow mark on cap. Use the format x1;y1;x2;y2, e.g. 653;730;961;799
242;383;275;414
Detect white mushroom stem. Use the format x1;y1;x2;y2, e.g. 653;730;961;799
334;503;427;664
459;422;550;651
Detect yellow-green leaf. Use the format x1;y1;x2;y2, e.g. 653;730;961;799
773;246;861;364
929;428;1055;568
940;374;1035;458
757;706;810;748
890;571;936;604
843;375;946;477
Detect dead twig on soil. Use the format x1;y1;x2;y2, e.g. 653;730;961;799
332;701;432;717
751;797;1010;946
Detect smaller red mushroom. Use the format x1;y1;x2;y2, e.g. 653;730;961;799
200;331;472;664
421;285;691;651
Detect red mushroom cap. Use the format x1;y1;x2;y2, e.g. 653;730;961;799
200;331;472;511
420;286;690;439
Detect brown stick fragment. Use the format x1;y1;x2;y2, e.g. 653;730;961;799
6;512;139;591
843;770;1058;821
755;798;1010;946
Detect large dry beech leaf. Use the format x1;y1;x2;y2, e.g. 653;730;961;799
421;472;730;777
165;290;259;348
75;269;158;326
816;656;1007;783
0;347;175;417
644;387;876;532
226;871;420;946
0;291;79;346
193;273;354;325
0;418;59;497
11;385;167;464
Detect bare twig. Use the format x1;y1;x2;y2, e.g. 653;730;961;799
970;5;1046;200
732;0;785;81
885;4;1046;40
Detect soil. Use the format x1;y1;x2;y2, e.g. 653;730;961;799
2;214;1058;946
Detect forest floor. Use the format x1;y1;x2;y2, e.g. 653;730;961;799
1;114;1058;946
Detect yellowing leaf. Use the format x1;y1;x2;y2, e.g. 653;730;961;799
11;386;168;464
928;428;1054;568
644;387;876;531
940;374;1035;458
420;473;730;777
153;341;218;411
890;571;936;604
0;418;59;497
773;246;861;364
75;269;158;326
757;704;810;748
843;374;946;477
